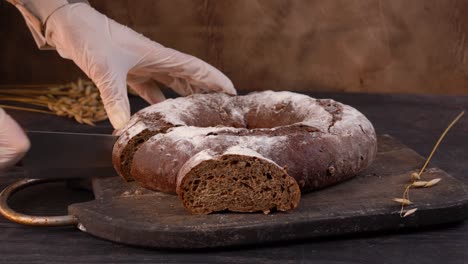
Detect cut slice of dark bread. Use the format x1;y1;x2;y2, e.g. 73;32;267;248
112;118;173;181
112;93;239;182
176;148;301;215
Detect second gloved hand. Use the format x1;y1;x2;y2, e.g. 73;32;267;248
45;3;236;129
0;108;30;171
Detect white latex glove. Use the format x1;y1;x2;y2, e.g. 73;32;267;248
45;3;236;129
0;108;30;171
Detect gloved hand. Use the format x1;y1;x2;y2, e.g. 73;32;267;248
0;108;30;171
45;3;236;129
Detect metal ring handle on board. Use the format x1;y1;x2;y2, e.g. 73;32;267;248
0;178;78;226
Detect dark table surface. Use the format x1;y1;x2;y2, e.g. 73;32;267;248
0;91;467;264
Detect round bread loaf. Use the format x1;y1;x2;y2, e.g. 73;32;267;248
112;91;377;214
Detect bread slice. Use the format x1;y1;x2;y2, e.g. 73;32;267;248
176;148;301;214
112;119;172;181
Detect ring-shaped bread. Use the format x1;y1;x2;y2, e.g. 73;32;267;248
112;91;377;214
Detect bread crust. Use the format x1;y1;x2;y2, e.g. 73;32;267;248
113;91;378;194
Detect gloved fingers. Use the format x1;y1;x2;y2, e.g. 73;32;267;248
127;76;166;104
93;75;131;130
165;77;195;96
0;108;30;171
154;74;233;98
131;70;223;98
132;46;236;96
144;71;195;96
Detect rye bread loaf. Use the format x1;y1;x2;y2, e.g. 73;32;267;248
112;91;377;214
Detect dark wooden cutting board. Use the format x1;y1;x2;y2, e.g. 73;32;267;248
68;135;468;249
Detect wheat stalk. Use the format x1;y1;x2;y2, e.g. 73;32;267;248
393;110;465;217
0;104;55;115
0;78;108;126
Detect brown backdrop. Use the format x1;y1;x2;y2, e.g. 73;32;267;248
1;0;468;94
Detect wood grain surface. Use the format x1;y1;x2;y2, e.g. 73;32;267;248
66;135;467;249
0;92;467;263
2;0;468;94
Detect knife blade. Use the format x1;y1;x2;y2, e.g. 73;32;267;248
20;131;119;179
